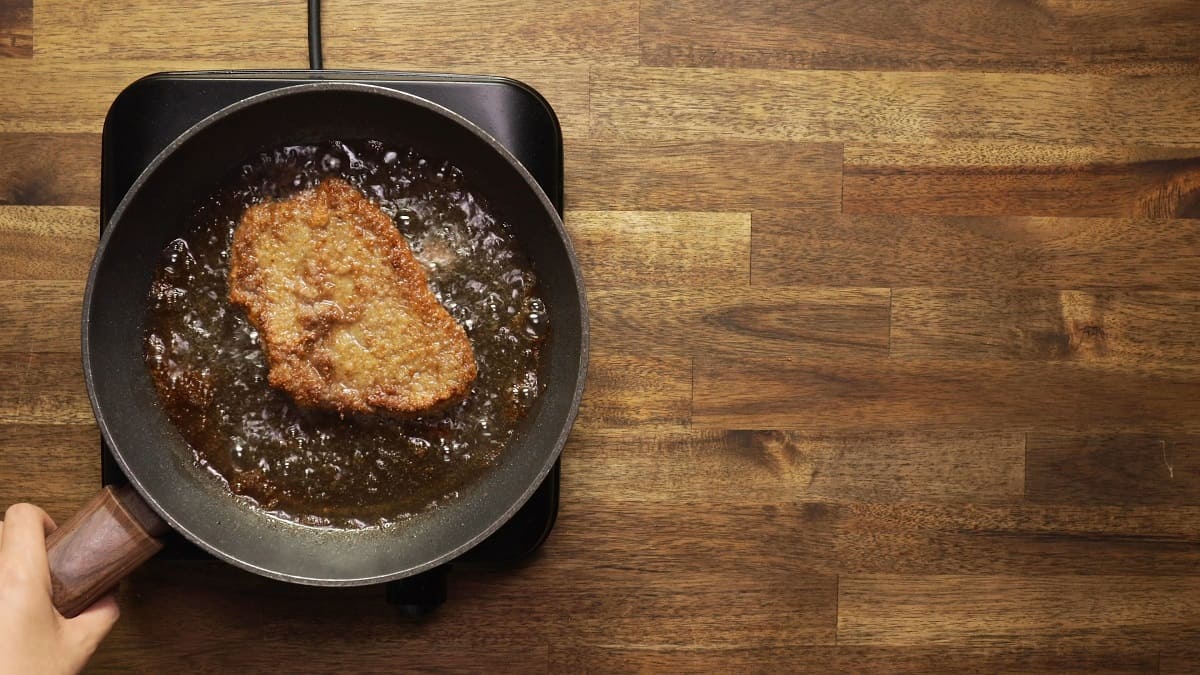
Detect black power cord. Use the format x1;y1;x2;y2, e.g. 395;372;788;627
307;0;323;70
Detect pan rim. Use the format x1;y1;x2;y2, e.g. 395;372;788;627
82;80;589;585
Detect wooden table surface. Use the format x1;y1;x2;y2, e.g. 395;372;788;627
3;1;1200;672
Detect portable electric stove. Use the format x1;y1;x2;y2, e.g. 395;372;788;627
99;70;563;613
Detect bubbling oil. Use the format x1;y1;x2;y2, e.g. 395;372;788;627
144;140;548;528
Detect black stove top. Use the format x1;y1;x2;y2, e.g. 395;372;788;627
99;70;563;612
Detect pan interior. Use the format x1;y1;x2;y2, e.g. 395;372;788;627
84;84;585;584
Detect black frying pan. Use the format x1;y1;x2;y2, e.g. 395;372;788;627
45;83;587;616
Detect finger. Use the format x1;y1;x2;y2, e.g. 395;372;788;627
0;502;55;541
64;591;120;650
0;503;55;585
1;501;54;547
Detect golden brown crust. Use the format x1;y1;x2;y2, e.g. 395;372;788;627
228;178;477;415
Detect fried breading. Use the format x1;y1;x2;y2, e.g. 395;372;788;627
228;178;477;415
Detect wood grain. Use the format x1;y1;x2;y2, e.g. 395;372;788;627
326;0;637;67
563;429;1023;504
551;499;834;576
0;352;90;424
0;281;82;352
574;354;690;430
88;561;554;671
0;423;97;513
93;607;553;675
0;0;31;59
891;289;1200;365
34;0;304;61
1027;433;1200;505
589;287;889;359
839;576;1200;647
830;503;1200;575
641;0;1200;75
564;139;841;211
0;134;99;205
389;560;837;647
0;54;585;140
321;58;592;140
844;144;1200;218
1162;645;1200;675
751;212;1200;288
590;67;1200;145
3;0;1200;669
0;59;294;133
552;498;1200;577
693;356;1200;432
549;645;1159;674
0;207;96;280
88;554;835;665
567;211;750;288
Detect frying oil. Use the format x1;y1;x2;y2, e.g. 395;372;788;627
144;140;547;529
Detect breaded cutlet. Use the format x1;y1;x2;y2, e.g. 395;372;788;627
228;177;477;415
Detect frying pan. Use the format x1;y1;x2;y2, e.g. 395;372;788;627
44;83;588;617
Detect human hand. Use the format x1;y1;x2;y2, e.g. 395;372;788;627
0;504;120;675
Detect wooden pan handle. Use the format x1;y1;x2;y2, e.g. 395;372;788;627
46;485;169;618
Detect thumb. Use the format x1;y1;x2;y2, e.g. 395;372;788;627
63;592;121;651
